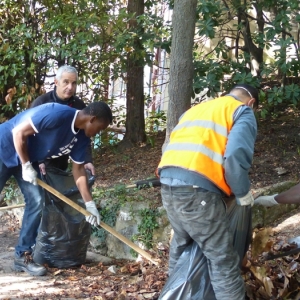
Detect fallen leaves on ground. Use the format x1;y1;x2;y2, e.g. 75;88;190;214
244;228;300;299
19;249;169;300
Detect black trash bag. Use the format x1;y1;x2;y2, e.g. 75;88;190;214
33;167;94;268
159;202;252;300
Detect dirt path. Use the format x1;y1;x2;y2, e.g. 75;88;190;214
0;213;167;300
0;218;60;300
0;216;115;300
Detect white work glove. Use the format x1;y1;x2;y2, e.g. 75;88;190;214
236;191;254;206
22;161;37;185
85;201;101;226
84;162;95;176
39;163;46;175
254;194;278;207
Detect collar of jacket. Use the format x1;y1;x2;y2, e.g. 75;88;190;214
53;87;75;107
225;93;242;102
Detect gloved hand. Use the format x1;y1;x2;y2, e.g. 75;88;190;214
85;201;101;226
84;162;95;176
236;191;254;206
39;163;46;176
22;161;37;185
254;194;278;207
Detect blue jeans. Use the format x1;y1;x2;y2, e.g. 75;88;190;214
0;159;43;257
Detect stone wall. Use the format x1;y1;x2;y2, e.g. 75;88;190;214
1;180;298;261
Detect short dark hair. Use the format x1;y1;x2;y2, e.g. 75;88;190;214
231;84;259;109
83;101;113;123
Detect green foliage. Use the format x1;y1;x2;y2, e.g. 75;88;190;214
91;183;161;254
0;0;173;147
231;72;258;86
145;110;166;133
258;83;300;118
2;0;300;130
0;0;174;148
192;0;300;116
267;86;284;106
0;0;123;118
92;184;131;206
110;100;126;130
258;90;269;118
193;59;225;98
110;3;171;79
132;208;160;250
91;98;126;149
93;131;120;149
92;202;121;244
285;84;300;105
91;185;130;243
144;110;166;147
3;178;19;203
146;135;156;148
195;0;222;45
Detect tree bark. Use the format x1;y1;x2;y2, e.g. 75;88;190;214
163;0;197;151
240;3;264;76
122;0;147;147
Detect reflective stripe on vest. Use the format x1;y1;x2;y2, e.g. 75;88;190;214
158;96;244;195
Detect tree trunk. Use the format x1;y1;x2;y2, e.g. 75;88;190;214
163;0;197;151
241;3;264;76
122;0;146;148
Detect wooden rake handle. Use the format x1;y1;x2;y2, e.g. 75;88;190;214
36;178;159;266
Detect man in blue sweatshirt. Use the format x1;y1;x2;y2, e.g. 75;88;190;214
0;101;112;276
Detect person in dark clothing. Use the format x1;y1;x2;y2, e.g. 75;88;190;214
31;65;95;175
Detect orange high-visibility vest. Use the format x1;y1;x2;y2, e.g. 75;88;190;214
158;96;244;195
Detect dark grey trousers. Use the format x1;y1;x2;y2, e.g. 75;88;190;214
161;185;245;300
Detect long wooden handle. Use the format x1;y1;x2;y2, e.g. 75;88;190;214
0;203;25;211
36;178;159;265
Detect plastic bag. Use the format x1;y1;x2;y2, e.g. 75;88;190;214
33;167;94;268
159;202;252;300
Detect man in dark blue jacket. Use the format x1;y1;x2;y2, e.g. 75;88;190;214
31;65;95;175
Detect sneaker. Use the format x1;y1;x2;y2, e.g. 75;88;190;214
14;252;47;276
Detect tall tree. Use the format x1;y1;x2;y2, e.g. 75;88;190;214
122;0;147;147
163;0;197;148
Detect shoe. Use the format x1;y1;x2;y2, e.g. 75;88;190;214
14;252;47;276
